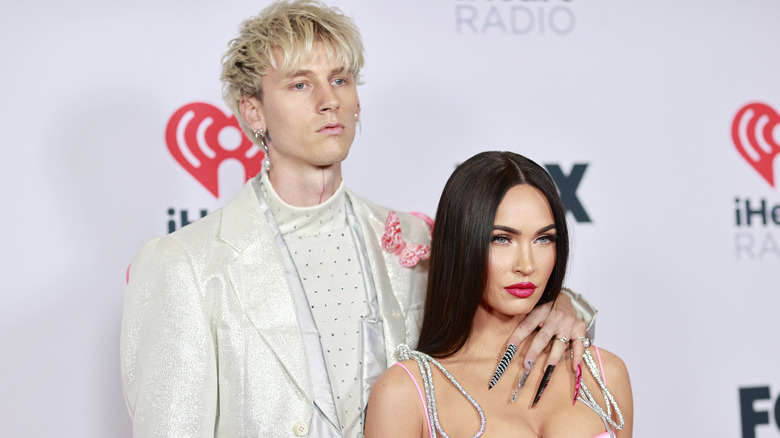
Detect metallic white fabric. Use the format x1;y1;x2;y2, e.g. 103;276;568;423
254;180;341;437
560;287;598;340
120;178;430;437
260;174;371;436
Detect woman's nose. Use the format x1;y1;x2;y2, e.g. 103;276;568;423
513;248;535;276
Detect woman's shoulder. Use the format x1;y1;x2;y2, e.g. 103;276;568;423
371;360;423;398
590;346;630;385
366;360;429;437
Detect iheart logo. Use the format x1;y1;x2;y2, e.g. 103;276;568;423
165;102;263;198
732;102;780;187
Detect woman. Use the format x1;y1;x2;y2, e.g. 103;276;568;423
365;151;633;437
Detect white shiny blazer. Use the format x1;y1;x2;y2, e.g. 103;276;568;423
120;179;430;437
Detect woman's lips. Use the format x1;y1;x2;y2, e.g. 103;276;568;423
504;282;536;298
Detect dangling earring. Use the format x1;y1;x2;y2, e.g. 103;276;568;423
355;113;362;135
253;128;270;171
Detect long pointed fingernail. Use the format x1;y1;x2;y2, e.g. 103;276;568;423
532;365;555;407
572;363;582;406
488;343;517;389
510;360;534;403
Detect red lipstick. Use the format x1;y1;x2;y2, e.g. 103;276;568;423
504;282;536;298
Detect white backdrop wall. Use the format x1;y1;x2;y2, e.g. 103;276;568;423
2;0;779;436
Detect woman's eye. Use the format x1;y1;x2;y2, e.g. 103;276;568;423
333;78;345;86
492;235;510;245
293;83;306;90
536;235;556;245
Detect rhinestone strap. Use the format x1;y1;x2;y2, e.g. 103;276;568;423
397;344;486;438
396;345;623;437
576;349;625;437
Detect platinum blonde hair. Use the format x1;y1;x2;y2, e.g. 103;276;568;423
220;0;365;141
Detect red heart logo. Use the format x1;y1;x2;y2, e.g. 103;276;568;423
732;102;780;187
165;102;264;198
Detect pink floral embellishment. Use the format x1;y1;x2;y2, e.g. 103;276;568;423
382;211;431;268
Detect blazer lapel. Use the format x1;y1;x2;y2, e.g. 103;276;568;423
220;181;312;401
347;192;408;364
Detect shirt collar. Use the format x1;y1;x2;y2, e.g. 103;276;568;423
258;171;348;236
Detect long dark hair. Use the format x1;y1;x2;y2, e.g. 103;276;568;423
416;151;569;358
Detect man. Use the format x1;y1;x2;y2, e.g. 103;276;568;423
120;1;594;436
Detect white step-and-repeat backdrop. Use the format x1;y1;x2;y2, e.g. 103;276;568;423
2;0;779;436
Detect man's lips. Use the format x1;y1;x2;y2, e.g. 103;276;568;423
504;282;536;298
317;123;344;134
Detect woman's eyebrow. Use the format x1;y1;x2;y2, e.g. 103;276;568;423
492;224;556;235
536;224;556;234
493;225;519;234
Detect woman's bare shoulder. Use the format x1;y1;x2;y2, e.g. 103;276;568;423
365;360;428;437
590;346;629;385
374;360;420;390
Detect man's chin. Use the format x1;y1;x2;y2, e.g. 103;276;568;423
315;148;351;167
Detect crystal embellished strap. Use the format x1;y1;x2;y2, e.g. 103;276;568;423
396;344;485;438
396;345;624;438
576;348;625;437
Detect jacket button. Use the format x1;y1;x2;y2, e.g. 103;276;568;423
293;421;308;436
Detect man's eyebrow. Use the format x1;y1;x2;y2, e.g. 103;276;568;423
284;69;313;78
283;67;349;79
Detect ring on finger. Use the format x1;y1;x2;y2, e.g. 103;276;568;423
556;336;569;345
573;336;592;348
